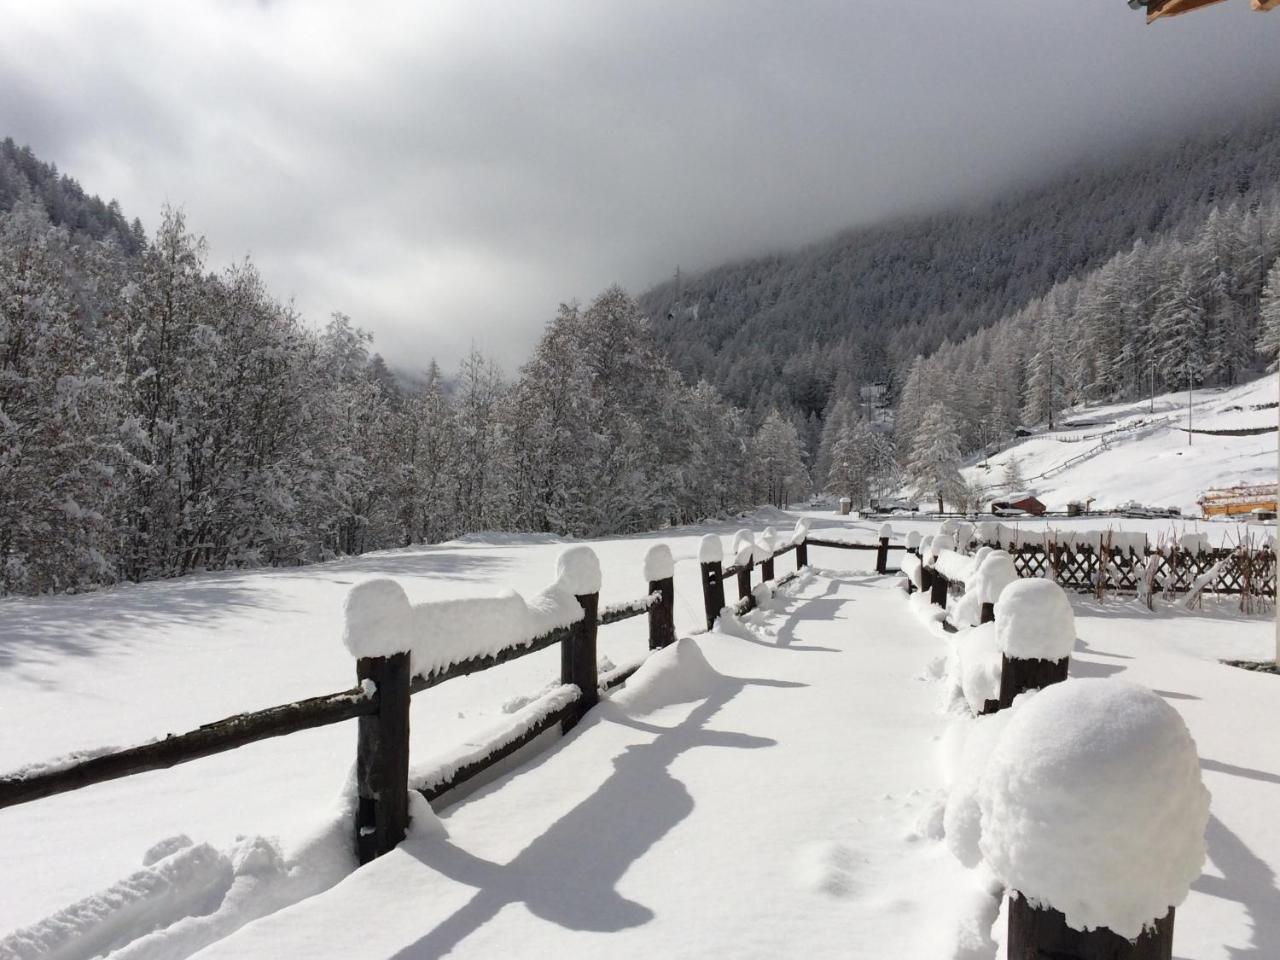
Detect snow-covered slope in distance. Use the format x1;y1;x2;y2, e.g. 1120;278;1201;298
967;373;1277;514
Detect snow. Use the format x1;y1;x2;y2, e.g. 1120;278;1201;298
341;579;415;661
731;529;754;565
555;546;602;596
978;679;1210;939
994;579;1076;662
934;549;976;583
963;374;1278;515
969;552;1018;606
900;553;923;590
410;684;582;793
698;534;724;564
878;523;894;539
943;710;1011;869
0;506;1275;959
954;623;1002;716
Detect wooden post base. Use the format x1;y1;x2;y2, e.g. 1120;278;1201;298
998;654;1069;710
1008;893;1173;960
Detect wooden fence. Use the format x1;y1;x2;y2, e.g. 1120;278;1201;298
0;557;682;865
697;533;904;630
998;541;1275;598
5;526;910;866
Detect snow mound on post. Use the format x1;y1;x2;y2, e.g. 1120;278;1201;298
906;530;922;550
934;550;975;582
643;543;674;581
900;553;923;590
699;534;724;564
408;586;581;677
610;637;721;714
342;579;414;660
994;578;1075;661
878;522;894;539
970;552;1018;606
732;529;754;565
556;546;601;595
791;518;810;545
978;679;1209;939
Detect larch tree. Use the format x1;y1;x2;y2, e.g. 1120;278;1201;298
905;402;965;514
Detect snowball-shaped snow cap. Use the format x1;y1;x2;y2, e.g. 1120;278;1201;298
878;522;894;539
643;543;674;582
791;518;810;545
762;526;779;549
906;530;922;549
732;528;753;552
699;534;724;564
978;679;1209;939
343;578;414;660
971;552;1018;606
557;546;601;595
994;578;1075;661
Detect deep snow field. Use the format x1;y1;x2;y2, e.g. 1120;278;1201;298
964;372;1277;514
0;510;1275;959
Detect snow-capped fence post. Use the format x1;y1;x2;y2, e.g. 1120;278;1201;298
558;548;602;734
355;651;412;865
995;579;1075;710
699;536;726;631
761;551;775;584
792;519;810;569
644;544;676;651
737;559;755;613
875;530;890;575
930;569;949;608
982;680;1207;960
561;593;599;733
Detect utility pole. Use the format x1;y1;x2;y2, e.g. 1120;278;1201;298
1186;360;1192;446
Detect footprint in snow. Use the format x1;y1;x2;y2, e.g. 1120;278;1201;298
796;842;858;898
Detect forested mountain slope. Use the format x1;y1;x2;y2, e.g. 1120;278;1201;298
0;138;143;254
640;112;1280;422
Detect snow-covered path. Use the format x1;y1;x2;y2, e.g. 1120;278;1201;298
197;571;975;959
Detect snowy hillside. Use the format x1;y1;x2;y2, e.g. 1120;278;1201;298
966;373;1277;514
0;512;1275;959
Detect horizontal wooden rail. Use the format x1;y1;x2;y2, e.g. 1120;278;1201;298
0;686;378;811
417;696;581;802
806;537;905;551
724;542;798;579
409;622;579;695
598;592;659;626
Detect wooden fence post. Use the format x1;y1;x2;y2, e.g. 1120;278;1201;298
796;538;808;569
761;552;775;583
355;652;411;865
647;576;675;650
979;601;995;624
930;571;949;608
737;558;755;613
1008;894;1173;960
562;592;599;733
701;560;725;631
997;653;1068;709
875;536;889;575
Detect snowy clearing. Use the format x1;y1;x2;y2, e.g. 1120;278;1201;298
964;373;1278;514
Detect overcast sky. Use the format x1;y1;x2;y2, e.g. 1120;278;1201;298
1;1;1277;372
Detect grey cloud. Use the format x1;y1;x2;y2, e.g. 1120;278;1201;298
1;0;1277;372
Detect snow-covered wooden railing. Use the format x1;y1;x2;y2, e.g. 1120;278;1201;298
928;552;1207;958
697;520;814;630
0;543;681;869
805;521;905;576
